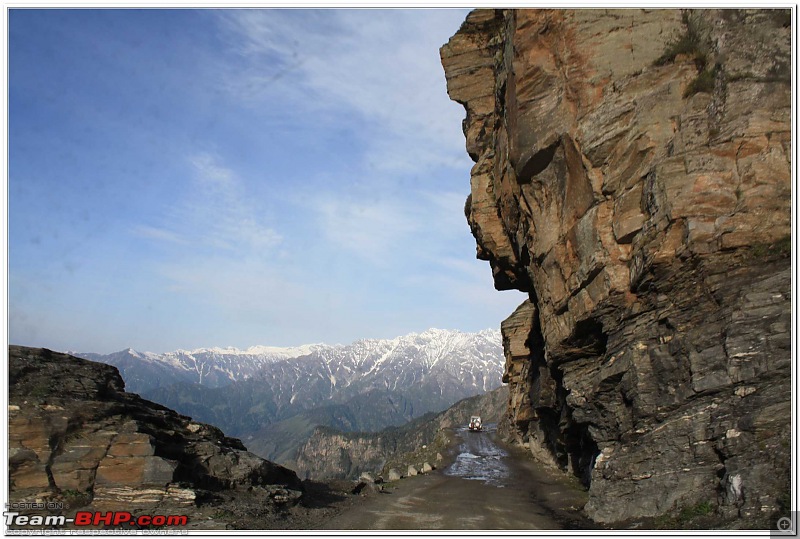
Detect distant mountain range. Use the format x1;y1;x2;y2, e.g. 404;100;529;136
74;328;505;470
75;343;324;394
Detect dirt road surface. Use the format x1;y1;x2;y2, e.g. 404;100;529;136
320;425;591;531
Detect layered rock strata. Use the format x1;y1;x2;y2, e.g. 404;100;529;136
442;9;791;525
8;346;302;520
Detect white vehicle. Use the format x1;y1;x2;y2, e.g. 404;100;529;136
468;415;482;431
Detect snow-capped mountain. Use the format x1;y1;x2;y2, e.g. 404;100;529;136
78;328;505;467
248;328;504;409
77;328;503;399
75;343;326;394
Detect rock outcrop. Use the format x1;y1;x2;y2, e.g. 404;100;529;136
442;9;791;526
294;386;508;481
8;346;302;524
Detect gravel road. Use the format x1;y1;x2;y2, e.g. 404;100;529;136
319;425;592;530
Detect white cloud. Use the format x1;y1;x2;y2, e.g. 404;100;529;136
159;255;310;316
10;8;520;354
188;153;236;190
132;225;186;245
311;194;421;264
133;152;282;256
297;180;476;268
406;254;528;318
133;11;512;347
186;153;282;252
213;9;472;175
418;189;471;233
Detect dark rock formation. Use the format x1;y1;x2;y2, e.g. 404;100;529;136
441;9;791;526
8;346;302;519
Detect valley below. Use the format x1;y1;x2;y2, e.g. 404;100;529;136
74;328;506;476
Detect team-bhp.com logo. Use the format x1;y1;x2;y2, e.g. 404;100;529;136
4;511;189;528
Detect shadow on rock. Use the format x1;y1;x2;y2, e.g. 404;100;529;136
298;480;351;509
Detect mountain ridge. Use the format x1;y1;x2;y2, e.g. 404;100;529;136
74;327;502;395
76;328;506;468
140;327;503;437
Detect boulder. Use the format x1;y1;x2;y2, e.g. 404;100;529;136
359;471;375;484
352;481;383;496
268;487;303;506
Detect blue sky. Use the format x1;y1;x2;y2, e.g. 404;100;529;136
9;8;525;353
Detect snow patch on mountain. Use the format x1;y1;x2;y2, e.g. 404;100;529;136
74;328;504;399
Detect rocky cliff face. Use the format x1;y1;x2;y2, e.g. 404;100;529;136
8;346;302;526
441;9;791;526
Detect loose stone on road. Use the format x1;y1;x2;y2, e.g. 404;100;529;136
321;425;590;530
